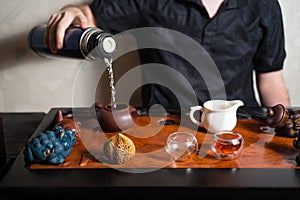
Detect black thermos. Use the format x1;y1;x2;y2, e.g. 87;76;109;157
28;24;116;60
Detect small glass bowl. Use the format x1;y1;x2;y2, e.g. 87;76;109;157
165;132;198;162
211;131;244;160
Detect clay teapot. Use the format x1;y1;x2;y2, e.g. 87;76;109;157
266;104;289;128
92;102;141;132
266;104;300;138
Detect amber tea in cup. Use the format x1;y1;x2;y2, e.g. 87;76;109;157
211;131;244;160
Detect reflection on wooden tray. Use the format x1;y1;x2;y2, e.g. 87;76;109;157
27;108;300;170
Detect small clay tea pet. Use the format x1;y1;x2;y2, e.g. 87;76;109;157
55;110;81;143
23;126;76;165
266;104;300;165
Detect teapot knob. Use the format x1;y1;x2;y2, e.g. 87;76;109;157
267;109;274;117
94;102;103;109
90;102;104;113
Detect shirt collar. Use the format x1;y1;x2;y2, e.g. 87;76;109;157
182;0;247;9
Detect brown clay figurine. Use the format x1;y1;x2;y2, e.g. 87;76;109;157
266;104;300;138
266;104;300;165
55;110;81;143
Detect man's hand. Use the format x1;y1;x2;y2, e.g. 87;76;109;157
44;4;97;53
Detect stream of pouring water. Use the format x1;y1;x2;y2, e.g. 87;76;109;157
104;57;116;109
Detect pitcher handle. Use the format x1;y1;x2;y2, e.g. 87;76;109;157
189;106;203;126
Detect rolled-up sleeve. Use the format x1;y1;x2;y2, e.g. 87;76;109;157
253;0;286;72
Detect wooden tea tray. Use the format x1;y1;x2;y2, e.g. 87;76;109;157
27;108;300;170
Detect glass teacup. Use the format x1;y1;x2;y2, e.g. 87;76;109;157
211;131;244;160
165;132;198;162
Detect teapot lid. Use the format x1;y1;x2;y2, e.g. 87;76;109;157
266;104;289;128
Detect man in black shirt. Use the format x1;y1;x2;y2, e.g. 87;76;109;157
45;0;290;110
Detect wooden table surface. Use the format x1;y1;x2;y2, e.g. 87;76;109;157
2;107;300;199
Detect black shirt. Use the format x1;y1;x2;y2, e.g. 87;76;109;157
89;0;286;110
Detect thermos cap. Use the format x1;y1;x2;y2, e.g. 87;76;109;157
102;37;116;54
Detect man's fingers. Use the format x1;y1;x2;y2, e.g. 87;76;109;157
44;14;59;47
44;6;89;53
74;15;88;29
